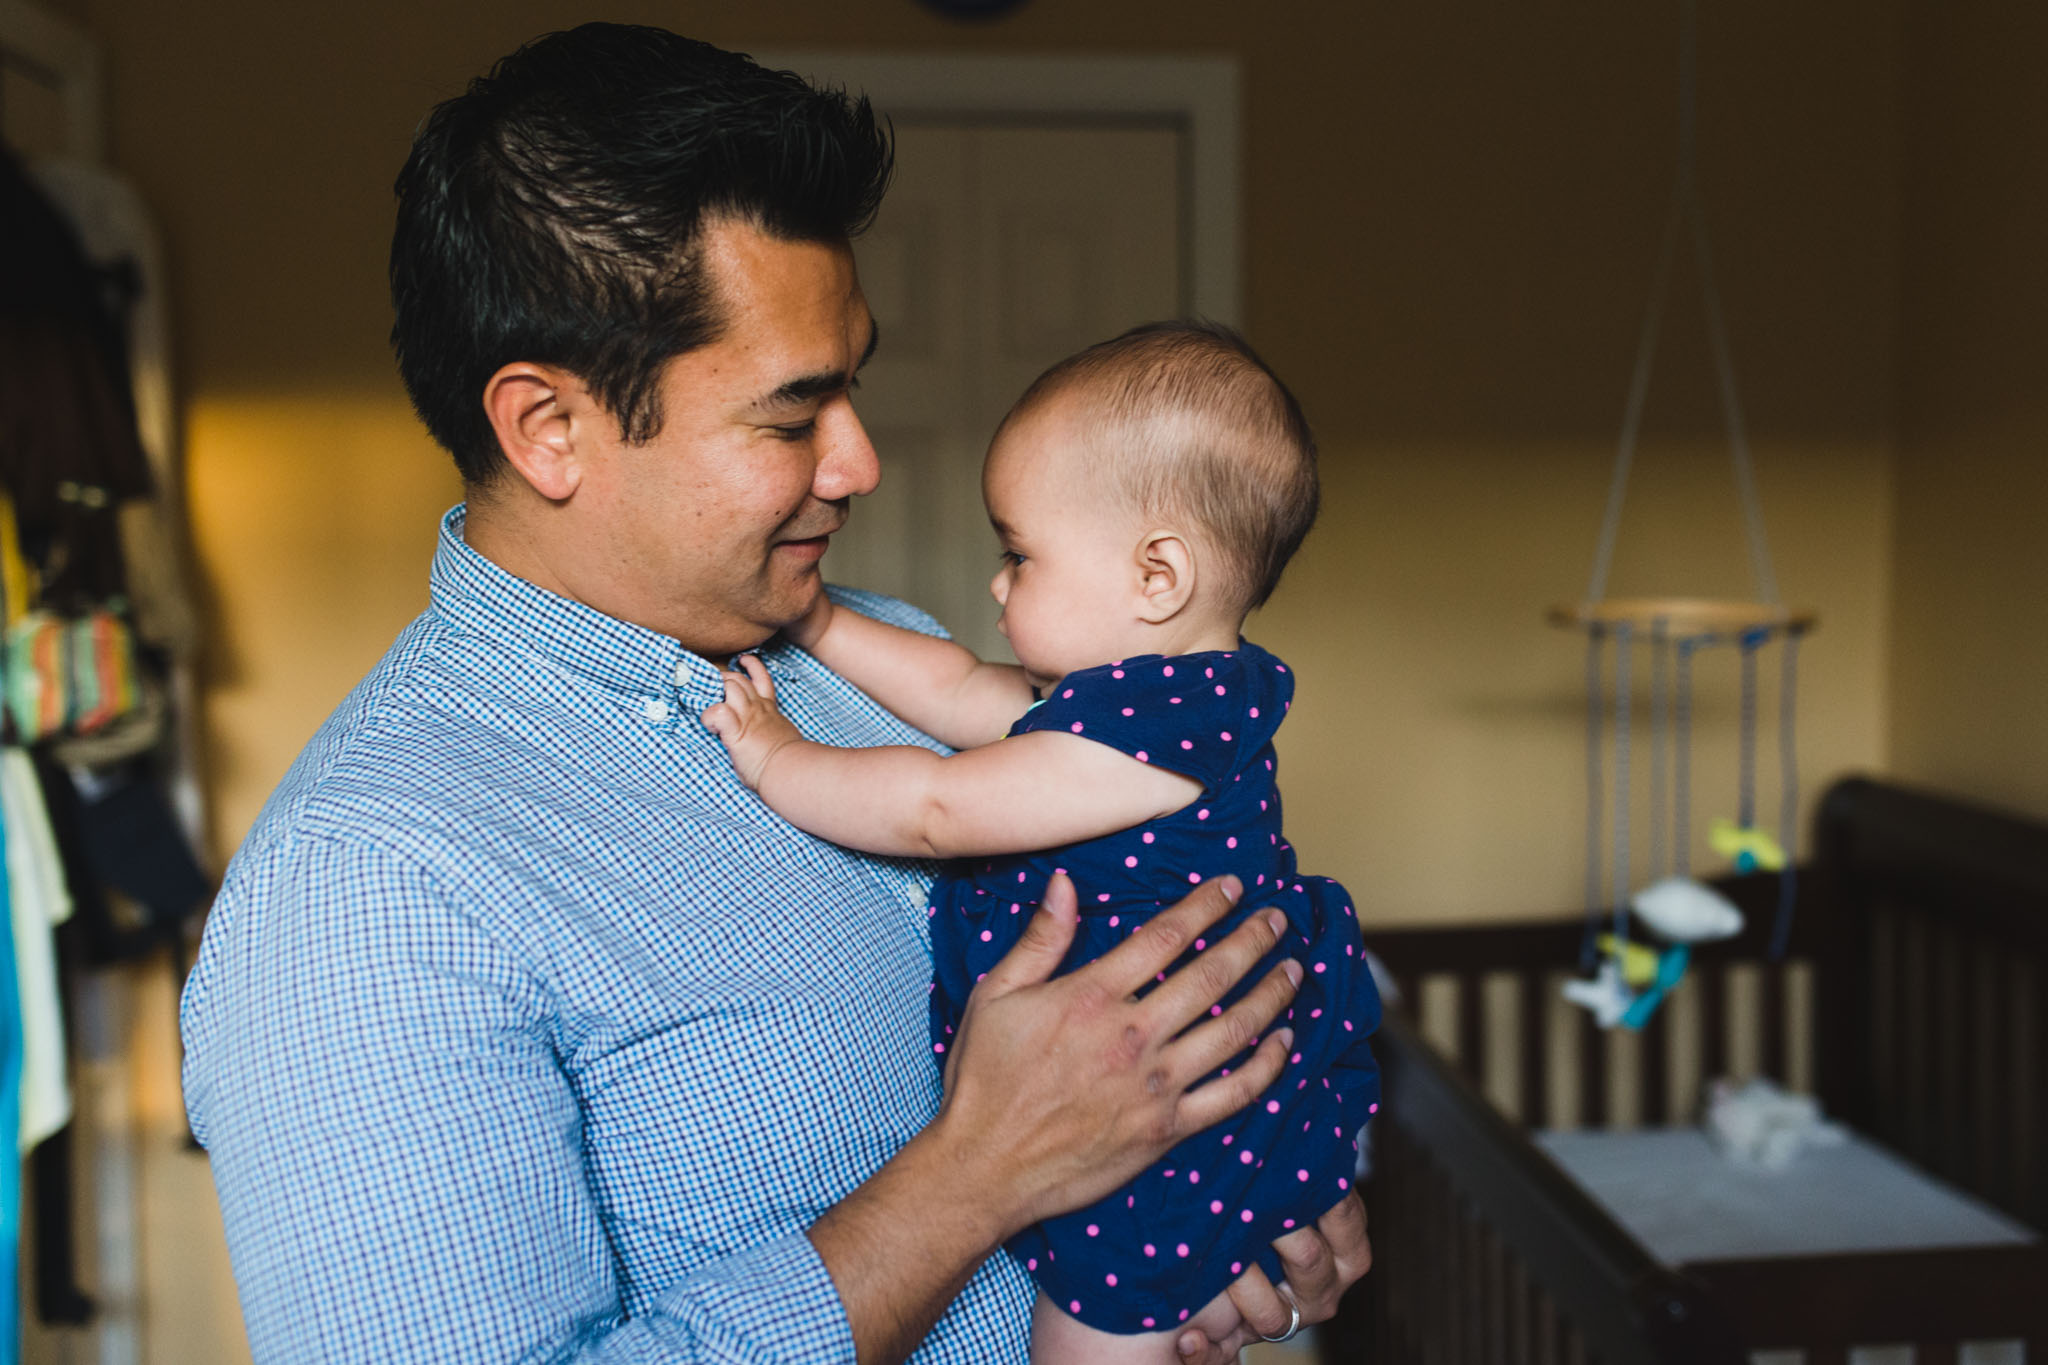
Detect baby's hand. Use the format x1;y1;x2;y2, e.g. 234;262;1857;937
782;590;836;652
703;654;804;789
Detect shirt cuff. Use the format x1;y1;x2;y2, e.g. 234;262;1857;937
647;1230;853;1362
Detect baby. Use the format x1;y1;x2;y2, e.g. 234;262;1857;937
705;321;1381;1362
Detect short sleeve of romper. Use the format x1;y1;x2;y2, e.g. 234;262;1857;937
1012;654;1249;792
922;645;1383;1336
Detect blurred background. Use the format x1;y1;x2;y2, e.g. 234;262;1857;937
1;0;2042;1360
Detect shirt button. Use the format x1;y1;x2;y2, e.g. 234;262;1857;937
675;662;692;687
906;883;929;910
642;697;669;722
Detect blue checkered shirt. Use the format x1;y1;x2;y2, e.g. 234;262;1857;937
181;505;1035;1362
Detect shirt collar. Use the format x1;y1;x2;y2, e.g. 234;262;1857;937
428;503;764;710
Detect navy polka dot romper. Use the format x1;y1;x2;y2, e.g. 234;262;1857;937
927;642;1382;1335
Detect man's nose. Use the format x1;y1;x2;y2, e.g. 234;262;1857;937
815;399;881;502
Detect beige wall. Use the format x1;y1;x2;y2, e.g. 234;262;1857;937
56;1;1902;923
1888;2;2048;824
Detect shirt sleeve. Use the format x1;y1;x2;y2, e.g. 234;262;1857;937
181;833;854;1364
1013;656;1244;790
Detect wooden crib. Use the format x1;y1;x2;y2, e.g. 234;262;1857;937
1321;778;2048;1364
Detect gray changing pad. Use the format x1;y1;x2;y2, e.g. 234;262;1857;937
1535;1127;2039;1267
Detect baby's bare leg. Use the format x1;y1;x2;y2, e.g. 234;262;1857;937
1029;1288;1241;1365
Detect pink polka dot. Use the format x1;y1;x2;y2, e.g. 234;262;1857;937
1298;1168;1310;1181
1283;1219;1296;1229
1197;808;1210;820
1266;1100;1281;1113
1086;1224;1099;1236
1210;1004;1222;1016
1369;1102;1380;1114
1110;916;1121;927
1179;1310;1190;1322
1143;1317;1155;1328
1070;1300;1081;1313
1188;873;1201;884
1249;706;1260;718
1339;1177;1350;1190
1142;831;1156;843
1311;1008;1323;1018
1177;1243;1190;1257
1344;1019;1355;1031
1240;1209;1254;1223
1144;1243;1156;1257
1136;750;1149;762
1163;665;1175;677
1062;688;1074;698
1221;1134;1233;1145
1180;739;1194;750
1209;1200;1223;1214
1215;685;1226;696
1221;731;1232;741
1028;1259;1038;1270
1195;938;1206;950
1124;855;1138;868
1240;1150;1253;1164
1122;707;1134;717
1170;696;1182;704
1106;1273;1117;1286
1314;962;1327;974
1292;1052;1303;1063
1231;1262;1242;1274
1189;1170;1201;1184
1070;721;1084;733
1098;893;1112;902
1227;836;1238;848
933;1043;945;1053
979;930;992;942
1112;669;1125;679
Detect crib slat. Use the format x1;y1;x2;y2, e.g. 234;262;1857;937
1935;922;1966;1182
1536;1291;1559;1365
1806;1347;1848;1365
1579;1011;1606;1128
1915;1343;1959;1365
1458;972;1485;1085
1760;963;1786;1085
1640;998;1669;1124
1698;960;1726;1082
1520;971;1545;1126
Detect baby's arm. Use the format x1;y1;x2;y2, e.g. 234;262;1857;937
785;592;1036;750
704;655;1200;859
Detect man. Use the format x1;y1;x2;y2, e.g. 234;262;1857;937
182;25;1370;1362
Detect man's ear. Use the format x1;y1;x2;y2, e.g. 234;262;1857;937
1135;529;1197;623
482;362;590;502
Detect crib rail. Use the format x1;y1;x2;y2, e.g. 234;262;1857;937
1342;1014;1742;1365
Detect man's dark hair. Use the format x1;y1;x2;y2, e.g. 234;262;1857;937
390;25;894;484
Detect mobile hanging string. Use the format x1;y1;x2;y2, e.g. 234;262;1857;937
1582;627;1605;973
1770;631;1803;961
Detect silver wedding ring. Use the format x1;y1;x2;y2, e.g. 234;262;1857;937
1256;1299;1302;1344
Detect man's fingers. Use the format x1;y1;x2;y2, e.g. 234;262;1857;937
1140;905;1291;1036
1313;1188;1372;1282
973;872;1078;997
1269;1221;1339;1318
1172;1021;1291;1133
1164;955;1299;1084
1087;876;1242;997
1224;1264;1294;1341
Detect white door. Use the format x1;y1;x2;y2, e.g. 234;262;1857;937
832;120;1186;660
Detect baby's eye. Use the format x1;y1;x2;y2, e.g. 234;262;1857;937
998;550;1025;567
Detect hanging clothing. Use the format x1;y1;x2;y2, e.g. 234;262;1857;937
4;749;72;1151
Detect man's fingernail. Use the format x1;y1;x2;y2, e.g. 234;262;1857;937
1264;908;1288;935
1276;1027;1295;1049
1218;875;1242;904
1284;958;1304;985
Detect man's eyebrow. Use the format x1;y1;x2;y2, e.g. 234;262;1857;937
755;319;882;412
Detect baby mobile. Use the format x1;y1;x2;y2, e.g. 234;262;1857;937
1555;0;1815;1030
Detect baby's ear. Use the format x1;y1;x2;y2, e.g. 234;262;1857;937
1134;529;1197;623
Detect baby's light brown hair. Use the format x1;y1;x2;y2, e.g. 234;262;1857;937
1004;321;1320;612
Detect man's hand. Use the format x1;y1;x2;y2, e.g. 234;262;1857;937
1176;1193;1373;1362
934;872;1301;1234
704;654;804;788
